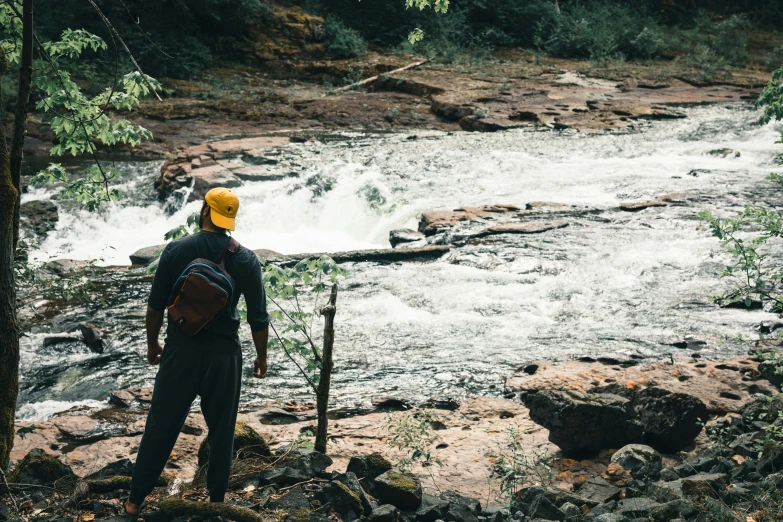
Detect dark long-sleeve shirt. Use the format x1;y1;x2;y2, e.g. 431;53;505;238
148;230;270;353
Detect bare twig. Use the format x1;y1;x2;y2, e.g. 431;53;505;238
84;0;162;101
0;467;20;513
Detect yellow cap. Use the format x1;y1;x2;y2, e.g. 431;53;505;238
205;187;240;231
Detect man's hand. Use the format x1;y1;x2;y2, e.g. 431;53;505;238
253;356;268;378
147;341;163;365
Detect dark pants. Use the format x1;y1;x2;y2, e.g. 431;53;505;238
129;343;242;504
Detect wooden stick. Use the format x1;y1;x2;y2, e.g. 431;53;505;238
333;59;431;93
315;285;338;454
0;467;19;514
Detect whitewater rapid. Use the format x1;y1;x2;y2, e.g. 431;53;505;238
18;104;783;420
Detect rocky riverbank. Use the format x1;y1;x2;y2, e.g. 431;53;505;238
5;347;782;522
18;47;770;161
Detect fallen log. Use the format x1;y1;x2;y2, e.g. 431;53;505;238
73;475;172;500
259;245;451;267
333;59;431;93
159;497;268;522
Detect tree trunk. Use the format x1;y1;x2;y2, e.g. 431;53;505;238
10;0;33;250
0;49;21;472
315;284;337;454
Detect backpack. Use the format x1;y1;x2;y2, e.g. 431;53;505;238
167;237;240;336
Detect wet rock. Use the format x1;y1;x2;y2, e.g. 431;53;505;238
371;397;413;411
79;324;105;354
257;467;309;487
267;245;451;267
526;390;633;456
254;248;283;260
527;496;564;521
559;502;579;518
611;445;662;481
440;491;481;514
614;498;660;518
445;502;479;522
706;148;740;158
417;205;519;235
231;166;288;182
476;220;568;237
8;449;75;485
287;449;333;477
389;229;425;248
269;484;311;512
85;458;135;479
43;259;90;275
189;165;243;201
574;477;621;504
415;493;449;522
759;359;783;388
369;505;400;522
759;445;783;473
592;515;630;522
627;387;708;453
20;199;58;236
458;116;522;133
374;470;423;510
130;244;166;266
198;422;271;468
346;453;393;482
619;200;668;212
108;389;136;408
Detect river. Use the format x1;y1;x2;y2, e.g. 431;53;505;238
17;103;783;421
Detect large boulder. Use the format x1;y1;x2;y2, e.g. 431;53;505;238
611;445;662;481
130;244;166;266
8;449;75;485
626;388;708;453
527;387;709;456
197;422;271;468
374;470;423;510
526;390;633;456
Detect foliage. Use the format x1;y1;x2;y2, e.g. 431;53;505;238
534;1;666;61
385;410;443;490
324;15;367;59
262;256;347;390
0;5;159;209
699;206;783;312
493;426;553;503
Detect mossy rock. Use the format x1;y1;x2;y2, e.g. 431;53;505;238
347;452;392;481
374;470;422;511
326;481;364;516
197;422;271;468
8;449;75;485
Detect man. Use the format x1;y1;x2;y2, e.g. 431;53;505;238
125;187;270;515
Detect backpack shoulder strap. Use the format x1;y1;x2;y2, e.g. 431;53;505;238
216;237;241;268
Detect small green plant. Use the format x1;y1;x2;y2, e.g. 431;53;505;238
699;205;783;312
493;426;554;504
499;77;510;93
385;410;443;490
409;109;420;120
473;107;490;119
385;104;401;122
325;15;368;59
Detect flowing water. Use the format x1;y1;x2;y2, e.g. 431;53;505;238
17;104;783;420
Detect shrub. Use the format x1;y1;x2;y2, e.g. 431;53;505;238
534;1;667;61
325;15;368;59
